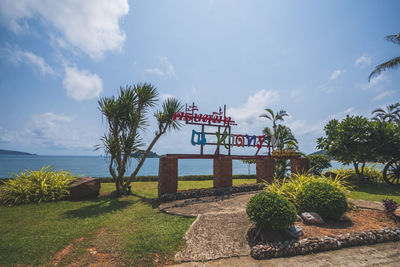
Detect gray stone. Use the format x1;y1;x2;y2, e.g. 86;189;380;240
301;212;324;225
285;226;304;239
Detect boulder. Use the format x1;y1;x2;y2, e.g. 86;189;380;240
68;177;100;200
300;212;324;225
338;213;352;222
284;226;304;239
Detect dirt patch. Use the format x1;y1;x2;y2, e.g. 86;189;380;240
299;209;398;239
49;237;85;266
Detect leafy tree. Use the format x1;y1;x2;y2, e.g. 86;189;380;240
307;154;332;175
98;83;183;195
369;32;400;82
317;115;377;184
371;102;400;123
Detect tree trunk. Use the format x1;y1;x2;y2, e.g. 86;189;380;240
353;161;361;184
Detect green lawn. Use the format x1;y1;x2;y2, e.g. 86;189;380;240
349;184;400;203
0;179;253;266
1;179;398;265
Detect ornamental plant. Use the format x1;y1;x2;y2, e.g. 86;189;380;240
296;181;348;220
382;198;398;216
0;166;76;206
246;191;297;231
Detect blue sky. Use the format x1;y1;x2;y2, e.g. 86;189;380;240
0;0;399;156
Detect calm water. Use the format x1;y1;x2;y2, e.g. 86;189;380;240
0;155;381;178
0;155;255;178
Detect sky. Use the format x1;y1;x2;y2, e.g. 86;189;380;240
0;0;399;156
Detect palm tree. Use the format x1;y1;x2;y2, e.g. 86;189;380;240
260;108;288;134
98;83;183;195
371;102;400;123
369;32;400;82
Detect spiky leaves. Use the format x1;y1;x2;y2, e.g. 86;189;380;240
369;32;400;82
371;102;400;123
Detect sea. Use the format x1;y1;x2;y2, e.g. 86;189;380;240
0;154;358;178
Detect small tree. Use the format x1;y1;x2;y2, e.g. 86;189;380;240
317;115;377;183
307;154;332;175
98;83;183;195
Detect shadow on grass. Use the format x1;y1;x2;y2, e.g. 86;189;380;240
353;184;400;197
63;198;135;219
131;193;160;209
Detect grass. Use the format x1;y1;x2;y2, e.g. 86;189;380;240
1;178;398;265
0;179;253;266
349;184;400;203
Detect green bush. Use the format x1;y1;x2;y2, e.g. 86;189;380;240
325;165;383;184
246;191;297;230
307;154;331;175
297;181;347;220
0;166;76;206
265;172;351;205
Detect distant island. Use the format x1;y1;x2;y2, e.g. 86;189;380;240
308;150;334;159
0;149;36;155
130;151;160;158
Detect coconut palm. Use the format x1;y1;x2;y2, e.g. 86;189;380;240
369;32;400;82
98;83;183;195
371;102;400;123
260;108;288;134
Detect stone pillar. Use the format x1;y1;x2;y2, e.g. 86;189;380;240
291;157;309;175
158;156;178;198
256;157;275;183
213;156;232;188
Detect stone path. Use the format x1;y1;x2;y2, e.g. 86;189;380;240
159;191;398;264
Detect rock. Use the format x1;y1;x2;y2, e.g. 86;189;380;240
339;213;352;222
285;226;304;239
301;212;324;225
68;177;100;200
296;215;302;222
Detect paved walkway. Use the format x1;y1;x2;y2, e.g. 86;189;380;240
160;191;399;265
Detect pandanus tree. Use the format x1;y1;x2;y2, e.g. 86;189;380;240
369;32;400;82
98;83;183;195
371;102;400;123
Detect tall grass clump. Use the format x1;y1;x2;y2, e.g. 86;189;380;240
265;171;351;206
0;166;76;206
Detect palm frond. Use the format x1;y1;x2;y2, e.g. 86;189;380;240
369;57;400;82
385;33;400;45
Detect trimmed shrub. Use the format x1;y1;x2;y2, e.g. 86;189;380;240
246;191;297;230
297;181;347;220
0;166;76;206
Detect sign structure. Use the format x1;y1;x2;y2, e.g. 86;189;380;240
173;103;296;157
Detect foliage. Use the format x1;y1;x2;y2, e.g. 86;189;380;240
0;166;75;206
246;191;297;230
98;83;183;195
325;165;384;184
382;198;398;216
369;32;400;81
307;154;332;175
297;181;348;220
265;172;351;205
372;102;400;123
95;174;256;183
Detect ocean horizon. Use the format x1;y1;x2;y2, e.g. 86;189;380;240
0;154;364;179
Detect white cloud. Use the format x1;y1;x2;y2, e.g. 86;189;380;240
145;56;176;77
62;66;103;101
227;89;280;125
1;46;55;76
372;90;396;102
0;0;129;60
354;53;372;68
145;68;165;76
330;69;345;81
160;93;175;101
358;73;388;90
0;112;97;151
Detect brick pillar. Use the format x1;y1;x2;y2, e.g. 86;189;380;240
158;156;178;198
213;156;232;188
256;157;275;183
291;157;309;175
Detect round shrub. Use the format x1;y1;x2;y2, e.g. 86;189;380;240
246;191;297;230
297;181;347;220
